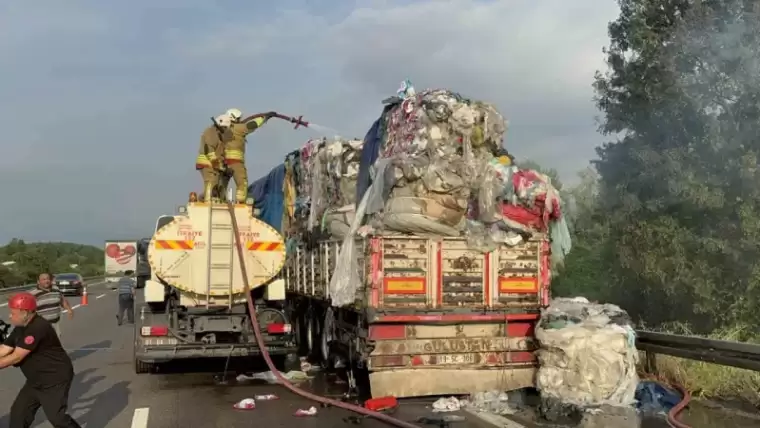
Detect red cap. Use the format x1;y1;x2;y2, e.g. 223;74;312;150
8;292;37;311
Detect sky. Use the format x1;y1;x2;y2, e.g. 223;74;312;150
0;0;621;245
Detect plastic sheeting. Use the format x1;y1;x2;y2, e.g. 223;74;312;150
535;297;638;415
247;163;286;232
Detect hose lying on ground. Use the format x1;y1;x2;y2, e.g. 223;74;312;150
666;380;692;428
227;202;422;428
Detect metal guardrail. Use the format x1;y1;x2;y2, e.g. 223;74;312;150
0;276;105;296
636;330;760;372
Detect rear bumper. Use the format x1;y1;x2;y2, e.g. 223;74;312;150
58;287;83;295
135;339;297;363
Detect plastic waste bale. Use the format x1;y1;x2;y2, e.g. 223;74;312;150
285;137;364;240
535;297;639;422
364;86;508;236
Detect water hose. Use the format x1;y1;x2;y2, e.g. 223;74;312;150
666;381;691;428
226;202;421;428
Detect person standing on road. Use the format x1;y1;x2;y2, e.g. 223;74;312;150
116;270;136;326
30;273;74;340
0;292;81;428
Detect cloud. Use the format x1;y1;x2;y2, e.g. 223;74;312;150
0;0;619;245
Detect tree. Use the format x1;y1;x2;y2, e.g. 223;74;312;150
592;0;760;331
0;239;104;286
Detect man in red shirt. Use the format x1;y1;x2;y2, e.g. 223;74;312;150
0;292;81;428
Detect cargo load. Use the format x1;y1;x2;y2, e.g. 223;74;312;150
244;81;571;398
535;297;639;421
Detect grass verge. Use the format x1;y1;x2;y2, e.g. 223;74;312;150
642;324;760;407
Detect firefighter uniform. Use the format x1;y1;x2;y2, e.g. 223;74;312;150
222;115;269;203
196;119;232;201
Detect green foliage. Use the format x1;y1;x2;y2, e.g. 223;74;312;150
553;0;760;334
0;238;104;287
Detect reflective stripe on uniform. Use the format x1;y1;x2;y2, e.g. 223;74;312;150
196;155;212;168
224;149;244;161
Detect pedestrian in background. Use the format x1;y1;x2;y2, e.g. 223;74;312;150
30;273;74;340
0;292;81;427
116;270;136;326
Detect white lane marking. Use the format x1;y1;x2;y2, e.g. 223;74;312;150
131;408;150;428
96;294;105;299
1;280;109;311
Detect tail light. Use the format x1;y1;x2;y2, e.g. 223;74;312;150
73;281;81;286
266;323;292;334
141;326;169;336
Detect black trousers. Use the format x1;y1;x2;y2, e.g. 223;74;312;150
10;379;81;428
117;294;134;324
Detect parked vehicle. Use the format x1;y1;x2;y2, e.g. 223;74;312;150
54;273;85;296
133;204;297;374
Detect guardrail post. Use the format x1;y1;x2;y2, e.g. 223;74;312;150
644;350;657;374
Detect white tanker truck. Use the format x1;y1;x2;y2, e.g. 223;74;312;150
132;200;297;373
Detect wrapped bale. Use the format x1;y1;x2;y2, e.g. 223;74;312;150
286;137;364;241
535;297;639;422
366;87;508;236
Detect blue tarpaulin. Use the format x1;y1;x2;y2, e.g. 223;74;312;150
247;164;286;232
356;101;397;204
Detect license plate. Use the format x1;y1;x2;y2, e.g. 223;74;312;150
436;354;476;365
59;281;69;285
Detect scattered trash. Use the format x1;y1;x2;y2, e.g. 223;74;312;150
635;380;682;414
299;356;322;372
294;406;318;416
432;397;462;412
235;370;310;384
254;394;279;401
417;415;466;427
364;396;398;412
465;390;520;415
233;398;256;410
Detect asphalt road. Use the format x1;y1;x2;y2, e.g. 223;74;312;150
0;282;500;428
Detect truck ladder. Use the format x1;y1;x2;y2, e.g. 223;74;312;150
204;200;236;309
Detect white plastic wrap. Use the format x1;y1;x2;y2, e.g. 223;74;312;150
535;297;639;410
328;189;371;307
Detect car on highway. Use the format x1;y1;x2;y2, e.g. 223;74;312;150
53;273;85;296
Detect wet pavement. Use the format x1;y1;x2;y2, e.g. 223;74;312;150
0;288;757;427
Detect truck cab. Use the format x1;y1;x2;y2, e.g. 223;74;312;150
133;201;297;373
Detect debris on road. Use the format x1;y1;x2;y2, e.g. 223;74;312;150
417;415;467;427
254;394;279;401
294;406;318;416
432;397;462;412
364;396;399;412
232;398;256;410
466;390;522;415
235;370;310;384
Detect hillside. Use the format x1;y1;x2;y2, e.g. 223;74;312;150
0;238;103;288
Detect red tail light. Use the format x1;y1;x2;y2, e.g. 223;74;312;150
266;323;292;334
141;326;169;336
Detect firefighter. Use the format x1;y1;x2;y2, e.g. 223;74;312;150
196;114;233;202
0;292;81;428
220;108;276;203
